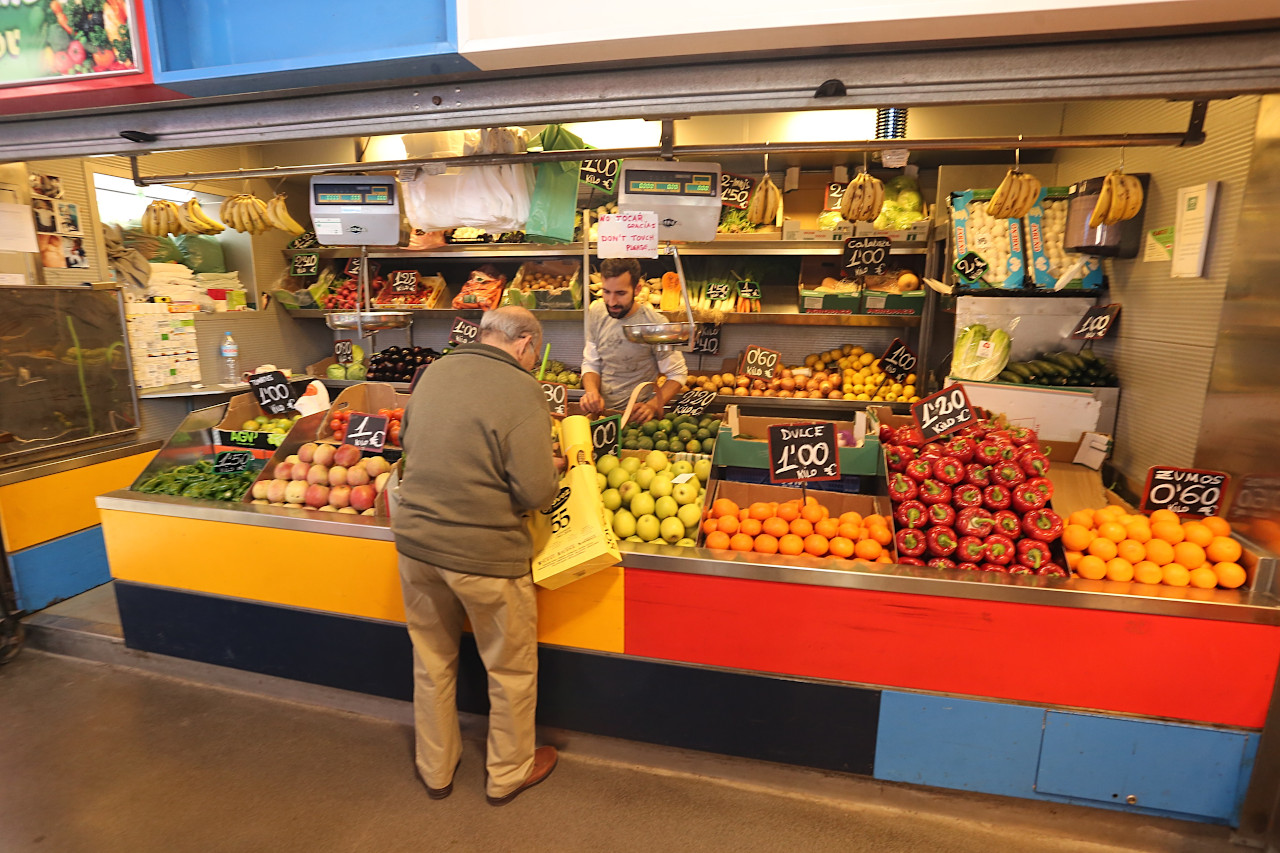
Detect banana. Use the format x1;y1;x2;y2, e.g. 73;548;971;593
749;174;781;226
840;177;864;221
1016;172;1042;218
988;170;1017;219
1089;173;1114;229
266;195;306;236
838;172;885;222
250;196;271;235
1119;173;1144;221
173;200;200;235
862;175;884;221
186;198;225;234
141;203;158;236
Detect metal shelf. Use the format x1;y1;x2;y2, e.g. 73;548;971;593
283;239;929;260
287;308;584;321
667;311;920;327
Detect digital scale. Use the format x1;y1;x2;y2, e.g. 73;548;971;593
617;160;722;242
308;175;401;246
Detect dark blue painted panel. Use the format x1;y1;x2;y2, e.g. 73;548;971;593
9;526;111;612
874;691;1045;797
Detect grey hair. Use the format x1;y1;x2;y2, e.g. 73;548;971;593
479;305;543;345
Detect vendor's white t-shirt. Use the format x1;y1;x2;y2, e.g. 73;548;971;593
582;301;688;410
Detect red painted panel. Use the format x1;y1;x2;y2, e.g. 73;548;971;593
624;568;1280;729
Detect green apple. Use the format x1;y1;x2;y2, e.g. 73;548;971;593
644;450;669;472
693;459;712;484
654;495;678;520
670;460;694;478
607;467;632;490
659;516;685;544
626;535;645;543
630;492;656;518
601;488;622;511
635;513;661;542
596;472;608;492
617;480;642;506
619;456;642;475
676;503;702;529
613;509;637;539
676;538;697;547
603;508;614;528
649;473;674;498
596;455;620;476
633;467;656;491
672;481;700;506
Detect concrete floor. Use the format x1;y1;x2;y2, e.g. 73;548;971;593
0;647;1245;853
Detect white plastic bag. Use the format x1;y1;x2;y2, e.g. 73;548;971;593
401;127;534;232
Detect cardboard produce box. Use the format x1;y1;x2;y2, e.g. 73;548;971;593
716;406;881;476
513;259;581;309
861;289;925;317
797;256;862;314
213;392;295;451
317;382;412;443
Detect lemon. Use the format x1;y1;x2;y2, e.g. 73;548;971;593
859;353;874;366
906;373;917;384
902;384;915;397
856;393;871;401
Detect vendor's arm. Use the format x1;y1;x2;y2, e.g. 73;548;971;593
630;351;689;423
580;338;605;413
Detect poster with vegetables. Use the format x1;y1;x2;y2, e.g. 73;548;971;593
0;0;138;87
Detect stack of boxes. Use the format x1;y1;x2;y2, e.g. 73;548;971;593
125;303;201;389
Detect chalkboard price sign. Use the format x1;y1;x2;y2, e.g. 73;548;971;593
449;316;480;347
669;388;717;418
911;384;976;441
879;338;917;383
213;450;254;474
290;253;319;277
706;281;732;302
390;270;419;293
953;251;990;285
768;421;841;484
344;257;379;279
580;158;619;192
1141;467;1229;516
737;279;761;300
720;173;755;210
842;236;891;276
248;371;297;416
740;345;781;379
334;339;354;365
691;323;721;355
1071;304;1121;340
541;381;568;415
345;412;388;452
590;414;622;458
824;182;847;211
1232;474;1280;521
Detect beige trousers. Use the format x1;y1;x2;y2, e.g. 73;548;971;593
398;553;538;798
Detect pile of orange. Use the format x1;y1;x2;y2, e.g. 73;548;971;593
1061;506;1245;589
702;496;894;562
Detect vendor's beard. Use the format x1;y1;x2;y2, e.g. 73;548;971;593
606;302;630;319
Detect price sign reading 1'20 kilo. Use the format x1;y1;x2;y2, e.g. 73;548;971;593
541;381;568;415
1071;303;1121;340
345;412;388;452
768;421;841;484
248;371;297;416
1141;466;1229;517
911;384;976;441
741;345;781;379
879;338;917;383
591;414;622;458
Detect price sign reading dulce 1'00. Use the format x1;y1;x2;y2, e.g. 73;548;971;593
248;371;297;416
1071;303;1122;340
879;338;917;383
953;250;990;285
213;450;254;474
334;339;354;365
669;388;717;418
911;384;976;441
591;414;622;458
345;412;388;452
768;422;841;484
842;236;891;277
449;316;480;347
1141;467;1229;517
741;345;781;380
720;173;754;210
541;381;568;415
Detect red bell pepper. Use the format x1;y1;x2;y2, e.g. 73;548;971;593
982;484;1011;511
898;556;926;566
887;472;918;503
884;444;916;472
956;507;995;537
905;458;934;482
1022;508;1064;542
991;509;1021;538
951;483;984;510
983;533;1015;565
895;528;927;558
932;456;965;485
990;462;1027;487
927;557;957;571
965;464;992;487
926;525;958;557
894;425;925;448
1016;538;1052;570
926;502;956;528
1036;563;1068;577
1008;425;1038;447
918;442;948;459
974;442;1004;466
955;535;987;563
1026;477;1054;500
918;480;952;506
878;425;896;444
944;436;976;464
1006;563;1035;575
956;561;981;573
1019;451;1051;478
980;562;1009;573
1010;482;1048;514
894;499;928;530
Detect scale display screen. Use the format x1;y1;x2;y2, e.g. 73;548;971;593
625;170;716;197
313;183;395;205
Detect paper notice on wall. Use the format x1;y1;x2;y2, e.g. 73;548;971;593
0;203;38;253
1143;227;1174;262
1171;182;1219;278
596;212;659;258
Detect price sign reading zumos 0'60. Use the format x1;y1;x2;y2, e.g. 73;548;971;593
590;414;622;458
1071;303;1122;340
879;338;917;383
842;236;891;277
248;371;297;416
1141;466;1229;517
345;412;388;452
540;381;568;415
740;345;781;380
768;421;841;484
911;384;976;441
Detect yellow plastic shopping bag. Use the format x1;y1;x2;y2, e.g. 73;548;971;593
529;463;621;589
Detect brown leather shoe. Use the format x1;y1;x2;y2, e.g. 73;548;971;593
421;758;462;800
486;746;558;806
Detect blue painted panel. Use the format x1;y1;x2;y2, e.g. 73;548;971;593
1038;711;1250;821
874;691;1045;797
10;526;111;612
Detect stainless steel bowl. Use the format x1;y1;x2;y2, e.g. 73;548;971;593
325;311;413;331
622;322;694;346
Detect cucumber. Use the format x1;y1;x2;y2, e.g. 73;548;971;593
997;370;1024;384
1006;362;1035;381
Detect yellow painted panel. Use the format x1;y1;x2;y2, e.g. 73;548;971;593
537;566;625;653
0;451;155;552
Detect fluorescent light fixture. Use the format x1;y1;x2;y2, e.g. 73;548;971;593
363;135;409;162
563;119;661;149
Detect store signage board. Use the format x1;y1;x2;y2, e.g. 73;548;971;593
334;340;354;365
596;212;659;259
1071;304;1121;340
290;253;319;277
842;237;891;276
953;251;990;285
1141;467;1229;517
691;323;721;355
768;422;841;484
541;381;568;415
740;345;781;379
720;173;754;210
824;183;847;211
248;371;297;416
346;412;388;452
912;384;976;441
669;388;716;418
390;271;418;293
344;257;380;279
879;338;917;383
580;158;618;192
705;281;732;302
591;414;621;458
213;450;254;474
448;316;479;347
0;4;142;87
737;279;761;300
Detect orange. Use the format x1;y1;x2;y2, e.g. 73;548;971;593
1188;566;1219;589
1206;536;1242;564
738;507;751;521
762;517;790;539
1062;524;1093;551
866;514;890;528
729;532;755;552
776;501;801;522
854;538;883;561
1123;522;1152;544
837;522;862;541
1182;521;1214;548
1069;509;1096;529
839;511;864;527
753;533;779;555
1202;516;1232;537
777;534;805;556
1172;541;1207;570
717;515;740;535
1093;505;1124;527
789;518;814;538
1133;561;1164;585
1161;563;1191;587
829;537;855;559
800;504;825;524
1087;537;1118;561
1076;555;1108;580
803;534;830;557
869;525;892;547
1097;522;1127;543
815;518;840;539
1148;509;1181;527
739;517;763;537
1213;561;1247;589
702;518;718;535
705;530;730;550
1116;539;1147;564
711;498;739;519
1144;538;1174;566
1064;550;1084;570
1151;521;1185;544
876;554;894;563
1105;558;1135;582
749;502;775;521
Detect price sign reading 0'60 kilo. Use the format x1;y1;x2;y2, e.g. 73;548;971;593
540;381;568;415
911;384;976;441
768;421;841;484
334;339;354;365
740;345;781;380
345;412;388;452
248;371;297;416
879;338;917;383
1141;467;1229;517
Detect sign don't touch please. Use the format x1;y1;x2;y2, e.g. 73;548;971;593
596;212;659;259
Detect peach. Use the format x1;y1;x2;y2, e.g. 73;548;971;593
284;480;308;504
251;480;271;500
290;461;310;481
364;456;391;478
284;454;300;465
337;507;358;514
346;464;371;487
266;479;290;504
297;442;318;463
374;472;390;494
250;499;269;505
313;443;336;467
306;464;329;486
328;465;348;487
349;484;377;512
274;461;293;481
328;484;352;508
361;508;377;516
333;443;362;468
304;483;330;509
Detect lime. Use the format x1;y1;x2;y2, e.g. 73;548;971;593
636;436;654;451
669;439;685;453
655;440;669;452
641;421;659;436
686;439;702;454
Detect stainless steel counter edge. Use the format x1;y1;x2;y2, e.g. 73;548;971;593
0;442;163;487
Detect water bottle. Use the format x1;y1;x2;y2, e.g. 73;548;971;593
220;332;240;384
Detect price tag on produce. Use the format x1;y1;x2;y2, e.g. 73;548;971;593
879;338;918;383
720;173;755;210
290;253;319;277
596;212;659;259
740;345;781;380
1141;466;1229;516
1231;474;1280;522
334;339;354;365
213;450;254;474
448;316;480;347
706;281;732;303
345;412;388;452
669;388;717;418
952;251;990;285
390;270;419;293
842;236;891;276
590;414;622;458
344;257;379;279
768;422;841;484
737;279;761;300
823;182;847;211
911;384;976;441
248;371;298;416
580;158;619;192
691;323;721;355
541;381;568;415
1070;303;1122;340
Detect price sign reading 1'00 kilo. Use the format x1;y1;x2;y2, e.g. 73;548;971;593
334;339;354;365
669;388;716;418
449;316;480;347
248;371;297;416
1071;304;1121;340
911;384;976;441
768;421;841;484
720;173;754;210
879;338;917;383
842;236;891;277
953;251;990;285
541;381;568;415
345;412;388;452
590;414;622;458
740;345;781;380
1141;467;1229;517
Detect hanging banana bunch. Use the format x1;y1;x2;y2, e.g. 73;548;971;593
839;171;885;223
1089;170;1144;228
264;194;307;236
174;197;226;235
747;173;782;226
141;200;185;237
986;170;1042;220
220;193;274;235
